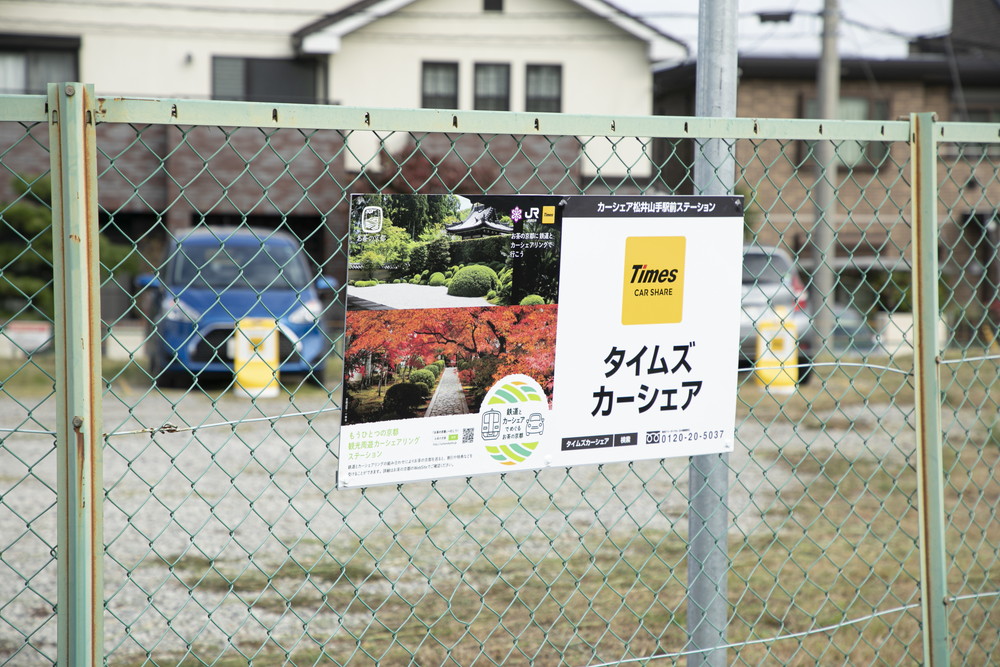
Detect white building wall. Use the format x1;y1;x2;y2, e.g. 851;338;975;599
3;0;678;104
325;0;664;114
2;0;335;98
321;0;673;174
3;0;681;175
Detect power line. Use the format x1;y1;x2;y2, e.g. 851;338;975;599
840;15;948;40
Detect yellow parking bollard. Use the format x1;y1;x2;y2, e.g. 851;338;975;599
233;317;279;398
755;306;798;393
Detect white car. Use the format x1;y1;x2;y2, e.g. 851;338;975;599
739;245;816;384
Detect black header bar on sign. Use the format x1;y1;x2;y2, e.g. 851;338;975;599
562;195;743;218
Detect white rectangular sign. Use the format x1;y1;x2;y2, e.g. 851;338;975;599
339;195;743;488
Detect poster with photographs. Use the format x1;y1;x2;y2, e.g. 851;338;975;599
339;194;743;489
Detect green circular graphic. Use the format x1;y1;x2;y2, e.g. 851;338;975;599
481;375;546;466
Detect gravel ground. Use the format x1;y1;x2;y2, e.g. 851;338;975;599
0;378;927;664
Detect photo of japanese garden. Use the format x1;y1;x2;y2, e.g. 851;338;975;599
342;305;557;425
346;193;563;311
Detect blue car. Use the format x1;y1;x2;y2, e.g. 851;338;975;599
138;226;337;387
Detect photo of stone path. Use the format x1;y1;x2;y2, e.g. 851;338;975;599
424;367;470;417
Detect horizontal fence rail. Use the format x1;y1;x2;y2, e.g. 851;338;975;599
0;89;999;666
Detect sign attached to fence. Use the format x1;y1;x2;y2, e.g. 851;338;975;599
339;194;744;488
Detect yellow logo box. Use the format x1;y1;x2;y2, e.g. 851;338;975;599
621;236;686;325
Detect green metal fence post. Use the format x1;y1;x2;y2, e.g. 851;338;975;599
687;2;737;664
49;82;104;666
911;111;950;666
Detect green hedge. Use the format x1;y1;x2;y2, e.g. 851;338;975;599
427;236;451;273
448;265;498;297
381;382;428;418
409;368;436;387
449;235;509;265
409;243;429;274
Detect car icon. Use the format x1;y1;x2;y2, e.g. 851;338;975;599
526;413;545;435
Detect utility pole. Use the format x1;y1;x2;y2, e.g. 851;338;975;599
812;0;840;345
687;1;737;665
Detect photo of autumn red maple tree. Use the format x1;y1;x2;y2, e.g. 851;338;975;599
342;305;557;425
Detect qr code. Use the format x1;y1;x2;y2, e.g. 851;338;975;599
462;428;474;444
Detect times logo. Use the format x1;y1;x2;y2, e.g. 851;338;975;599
621;236;686;325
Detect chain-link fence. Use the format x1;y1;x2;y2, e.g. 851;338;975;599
1;85;998;665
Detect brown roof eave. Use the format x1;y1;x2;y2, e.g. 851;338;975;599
655;55;1000;92
292;0;385;52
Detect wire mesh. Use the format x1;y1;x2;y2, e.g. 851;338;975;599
937;136;1000;664
0;116;59;666
0;96;999;665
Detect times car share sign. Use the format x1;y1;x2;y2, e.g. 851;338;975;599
338;194;743;488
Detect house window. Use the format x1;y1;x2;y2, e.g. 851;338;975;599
422;62;459;109
0;36;78;95
474;64;510;111
212;57;318;104
484;0;503;11
802;96;889;168
526;65;562;113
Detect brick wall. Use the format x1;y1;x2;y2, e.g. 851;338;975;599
733;77;955;265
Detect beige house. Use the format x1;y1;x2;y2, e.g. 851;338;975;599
1;0;686;179
1;0;686;272
292;0;686;174
1;0;685;108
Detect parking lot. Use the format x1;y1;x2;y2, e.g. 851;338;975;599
0;353;945;663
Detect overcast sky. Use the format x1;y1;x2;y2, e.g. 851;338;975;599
614;0;953;59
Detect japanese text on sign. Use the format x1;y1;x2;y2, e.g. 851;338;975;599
591;342;703;416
